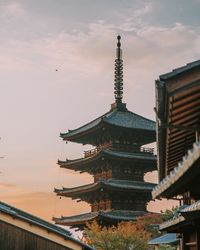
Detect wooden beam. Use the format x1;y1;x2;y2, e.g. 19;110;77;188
171;107;200;124
171;98;200;117
172;91;200;109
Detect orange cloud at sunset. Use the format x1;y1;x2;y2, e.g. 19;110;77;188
0;185;90;222
1;170;178;224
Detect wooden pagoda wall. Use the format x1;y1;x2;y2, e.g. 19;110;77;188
0;220;72;250
182;229;200;250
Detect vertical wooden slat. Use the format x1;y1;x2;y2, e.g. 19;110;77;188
0;221;72;250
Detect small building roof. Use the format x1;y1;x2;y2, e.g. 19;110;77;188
148;233;178;245
58;148;157;173
60;107;156;145
159;215;185;231
0;201;71;237
159;201;200;231
0;201;93;250
181;200;200;213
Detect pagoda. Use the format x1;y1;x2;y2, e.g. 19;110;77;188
54;36;157;230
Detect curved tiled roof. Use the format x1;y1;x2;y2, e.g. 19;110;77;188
61;107;155;140
103;109;155;130
55;179;156;197
58;149;156;170
54;210;147;225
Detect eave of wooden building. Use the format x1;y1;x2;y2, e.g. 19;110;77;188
55;179;156;200
53;210;147;229
60;106;156;145
156;60;200;181
152;142;200;199
58;148;157;173
159;200;200;232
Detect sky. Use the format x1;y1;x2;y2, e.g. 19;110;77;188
1;0;200;227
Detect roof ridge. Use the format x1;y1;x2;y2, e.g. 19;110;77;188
0;201;70;235
159;59;200;80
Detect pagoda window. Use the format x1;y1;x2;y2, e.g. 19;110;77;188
99;200;106;210
94;171;112;182
91;203;99;212
92;200;111;211
105;200;112;210
133;170;143;181
124;168;130;173
106;170;112;179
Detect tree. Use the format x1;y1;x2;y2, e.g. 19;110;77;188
84;221;149;250
83;214;163;250
135;213;163;238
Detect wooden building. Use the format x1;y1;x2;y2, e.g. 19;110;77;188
0;201;93;250
152;60;200;249
54;36;157;229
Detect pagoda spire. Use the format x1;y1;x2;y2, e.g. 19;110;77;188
114;35;123;105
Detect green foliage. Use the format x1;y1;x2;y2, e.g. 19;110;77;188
160;206;179;222
157;244;176;250
135;213;163;238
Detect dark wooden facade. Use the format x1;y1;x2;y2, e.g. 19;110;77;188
0;220;71;250
0;201;93;250
153;60;200;250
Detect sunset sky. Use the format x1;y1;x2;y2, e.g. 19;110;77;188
1;0;200;225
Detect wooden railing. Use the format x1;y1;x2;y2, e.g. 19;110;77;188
84;143;154;158
141;147;154;154
84;147;101;158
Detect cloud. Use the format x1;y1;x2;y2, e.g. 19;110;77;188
0;182;16;188
1;190;90;222
0;1;25;18
148;199;178;213
1;14;199;75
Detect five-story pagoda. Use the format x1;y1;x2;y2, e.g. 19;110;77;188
54;36;157;230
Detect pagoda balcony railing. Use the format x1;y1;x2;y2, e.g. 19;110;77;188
140;147;154;154
84;143;154;158
84;147;101;158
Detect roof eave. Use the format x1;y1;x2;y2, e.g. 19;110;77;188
58;150;157;171
55;180;156;198
159;60;200;80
